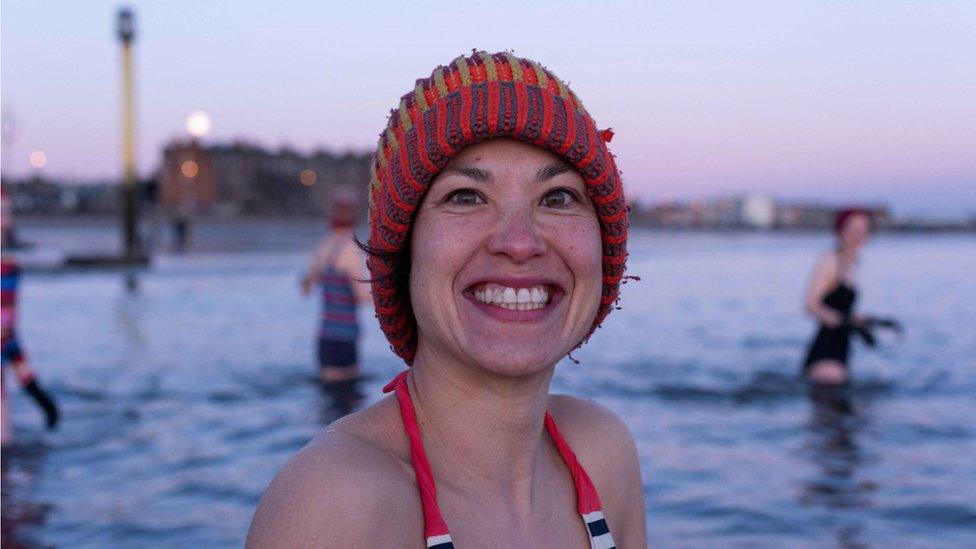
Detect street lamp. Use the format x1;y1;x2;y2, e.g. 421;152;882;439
117;7;139;260
117;8;135;43
185;111;211;140
28;150;47;170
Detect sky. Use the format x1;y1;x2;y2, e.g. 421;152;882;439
2;1;974;217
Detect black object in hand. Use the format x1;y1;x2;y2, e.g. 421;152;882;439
851;324;877;347
23;379;59;429
865;317;904;335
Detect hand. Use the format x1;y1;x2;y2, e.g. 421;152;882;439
823;310;844;329
865;316;905;337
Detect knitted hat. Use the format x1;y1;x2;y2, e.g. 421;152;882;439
367;51;629;364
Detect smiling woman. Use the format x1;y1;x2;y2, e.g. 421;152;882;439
247;52;644;548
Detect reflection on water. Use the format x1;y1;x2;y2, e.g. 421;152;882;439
1;440;53;548
318;380;364;425
798;385;879;548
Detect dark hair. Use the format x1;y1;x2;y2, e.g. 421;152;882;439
353;233;411;294
833;208;873;234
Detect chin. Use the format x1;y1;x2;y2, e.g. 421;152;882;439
461;339;568;379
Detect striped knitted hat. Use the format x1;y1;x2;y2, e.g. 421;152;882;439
368;51;629;364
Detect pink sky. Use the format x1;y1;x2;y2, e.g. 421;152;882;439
2;1;974;216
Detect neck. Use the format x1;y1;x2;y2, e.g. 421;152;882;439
837;244;858;262
406;342;554;503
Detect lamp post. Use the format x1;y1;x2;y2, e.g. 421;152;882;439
117;7;140;261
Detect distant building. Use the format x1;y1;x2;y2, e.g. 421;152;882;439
158;139;372;217
776;201;891;230
632;195;892;231
740;194;776;228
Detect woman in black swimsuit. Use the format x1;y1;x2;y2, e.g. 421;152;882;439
802;209;873;385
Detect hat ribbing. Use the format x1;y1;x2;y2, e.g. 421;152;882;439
368;51;629;363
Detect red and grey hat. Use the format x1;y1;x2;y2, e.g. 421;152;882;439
368;51;629;363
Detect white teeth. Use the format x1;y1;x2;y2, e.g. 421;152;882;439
472;284;552;310
503;287;517;304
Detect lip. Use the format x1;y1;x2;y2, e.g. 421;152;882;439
462;276;566;322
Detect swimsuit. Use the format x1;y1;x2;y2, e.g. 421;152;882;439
1;259;26;367
803;282;857;372
317;239;359;368
384;371;617;549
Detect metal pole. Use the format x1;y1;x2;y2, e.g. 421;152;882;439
118;8;139;261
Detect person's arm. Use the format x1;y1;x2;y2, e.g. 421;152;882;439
804;254;843;328
246;428;413;548
599;415;646;549
301;240;331;296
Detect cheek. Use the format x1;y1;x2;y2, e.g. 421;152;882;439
409;213;479;311
557;218;603;297
409;221;443;304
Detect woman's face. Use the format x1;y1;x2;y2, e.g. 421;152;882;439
839;213;871;251
409;139;603;376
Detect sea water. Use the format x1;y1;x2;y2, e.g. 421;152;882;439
2;220;974;547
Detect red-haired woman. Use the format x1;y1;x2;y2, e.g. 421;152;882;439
802;209;874;385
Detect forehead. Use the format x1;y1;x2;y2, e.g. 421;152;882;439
443;138;572;171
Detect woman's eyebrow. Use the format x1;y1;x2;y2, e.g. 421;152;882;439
440;166;492;182
535;162;574;182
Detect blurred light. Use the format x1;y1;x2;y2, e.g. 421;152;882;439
299;169;317;186
181;160;199;178
28;150;47;169
186;111;211;138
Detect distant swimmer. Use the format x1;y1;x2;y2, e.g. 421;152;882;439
802;209;902;385
1;190;59;444
300;190;370;385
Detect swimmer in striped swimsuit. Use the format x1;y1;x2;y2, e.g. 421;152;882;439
249;52;646;547
2;194;59;444
302;190;370;385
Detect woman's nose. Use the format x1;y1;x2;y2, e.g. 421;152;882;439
486;209;547;264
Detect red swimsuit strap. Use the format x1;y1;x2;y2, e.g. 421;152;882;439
383;370;607;538
543;411;605;515
384;371;451;541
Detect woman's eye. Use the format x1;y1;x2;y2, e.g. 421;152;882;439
541;188;578;208
446;189;485;206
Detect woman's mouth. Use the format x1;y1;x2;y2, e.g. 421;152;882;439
471;282;551;311
462;279;565;322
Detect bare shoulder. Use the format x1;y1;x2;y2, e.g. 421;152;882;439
547;394;639;474
314;236;335;256
246;397;421;548
338;237;366;271
815;251;839;275
548;394;647;546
